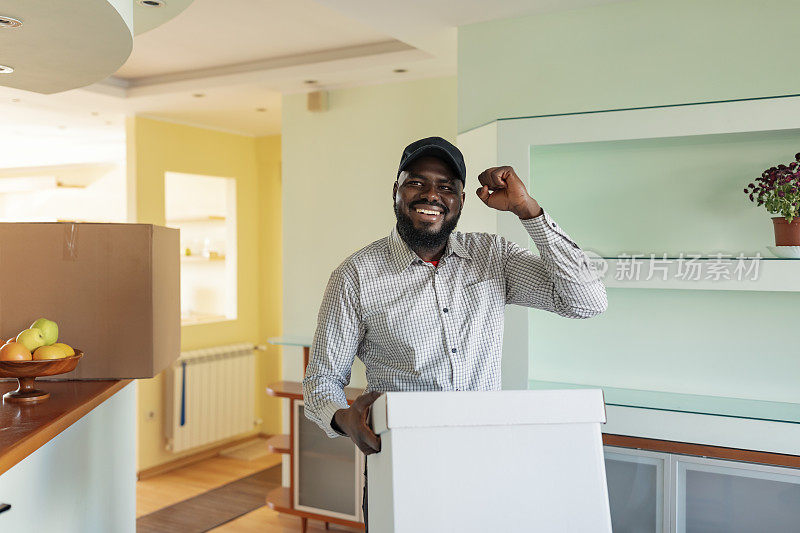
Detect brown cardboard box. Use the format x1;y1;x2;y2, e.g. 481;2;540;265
0;223;180;379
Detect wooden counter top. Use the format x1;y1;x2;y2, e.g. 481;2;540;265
0;379;131;476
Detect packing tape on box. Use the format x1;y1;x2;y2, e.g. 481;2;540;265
63;223;78;260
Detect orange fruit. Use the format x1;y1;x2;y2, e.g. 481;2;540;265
51;343;75;356
33;345;68;360
0;342;32;361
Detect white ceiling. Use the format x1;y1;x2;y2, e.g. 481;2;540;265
116;0;392;80
0;0;625;167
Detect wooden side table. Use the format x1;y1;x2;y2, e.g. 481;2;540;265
265;337;365;532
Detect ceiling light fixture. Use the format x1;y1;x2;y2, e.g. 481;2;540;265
0;65;14;74
137;0;166;7
256;108;267;112
0;16;23;29
192;93;205;98
304;80;318;85
393;68;408;73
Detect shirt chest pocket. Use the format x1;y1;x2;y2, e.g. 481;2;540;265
458;279;505;342
462;279;504;309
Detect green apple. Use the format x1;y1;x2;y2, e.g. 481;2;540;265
16;328;46;352
30;318;58;345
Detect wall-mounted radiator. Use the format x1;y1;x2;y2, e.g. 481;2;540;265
165;343;256;453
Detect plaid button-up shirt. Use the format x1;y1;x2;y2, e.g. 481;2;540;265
302;209;608;437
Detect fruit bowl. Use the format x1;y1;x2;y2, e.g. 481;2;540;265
0;350;83;404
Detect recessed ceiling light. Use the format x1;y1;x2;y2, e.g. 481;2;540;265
0;65;14;74
91;111;99;116
256;108;267;112
0;16;23;29
393;68;408;73
10;98;19;103
137;0;166;7
192;93;205;98
58;125;66;130
304;80;318;85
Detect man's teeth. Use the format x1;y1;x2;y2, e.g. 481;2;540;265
416;209;441;215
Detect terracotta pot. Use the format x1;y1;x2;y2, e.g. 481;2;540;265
772;216;800;246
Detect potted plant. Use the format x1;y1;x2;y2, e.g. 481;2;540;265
745;153;800;251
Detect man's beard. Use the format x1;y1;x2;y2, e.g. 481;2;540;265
394;201;461;251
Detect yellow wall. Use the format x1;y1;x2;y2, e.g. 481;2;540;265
255;135;283;439
127;117;282;471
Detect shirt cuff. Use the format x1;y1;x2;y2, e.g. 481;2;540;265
521;208;580;249
319;399;349;438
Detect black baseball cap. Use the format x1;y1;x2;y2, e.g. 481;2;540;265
397;136;466;184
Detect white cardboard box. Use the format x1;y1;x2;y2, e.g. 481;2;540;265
368;390;611;533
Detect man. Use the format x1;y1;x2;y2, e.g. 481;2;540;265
302;136;607;528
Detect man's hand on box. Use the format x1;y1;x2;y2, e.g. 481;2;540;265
334;391;382;455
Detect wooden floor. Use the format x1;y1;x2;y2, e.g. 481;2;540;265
137;448;360;532
137;454;282;517
213;505;358;532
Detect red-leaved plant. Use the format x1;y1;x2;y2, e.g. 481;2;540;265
745;153;800;223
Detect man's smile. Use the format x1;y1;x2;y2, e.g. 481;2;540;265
410;203;446;223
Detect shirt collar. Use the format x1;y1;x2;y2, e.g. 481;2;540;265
389;225;471;273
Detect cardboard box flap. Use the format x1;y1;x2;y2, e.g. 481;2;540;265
371;389;606;434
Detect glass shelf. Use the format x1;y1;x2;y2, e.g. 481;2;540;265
601;256;796;261
267;336;313;347
529;380;800;425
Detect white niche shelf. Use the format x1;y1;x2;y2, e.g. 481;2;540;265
595;255;800;292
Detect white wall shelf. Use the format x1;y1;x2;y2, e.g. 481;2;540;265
180;254;226;263
594;255;800;291
166;172;237;323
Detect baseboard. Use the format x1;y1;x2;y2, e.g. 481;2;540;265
137;433;271;480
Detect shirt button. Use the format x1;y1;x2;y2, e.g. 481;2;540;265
552;223;557;228
451;348;457;353
443;307;449;313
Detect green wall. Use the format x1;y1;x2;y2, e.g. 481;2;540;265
281;77;457;384
530;131;800;257
458;0;800;402
458;0;800;133
528;132;800;403
530;287;800;402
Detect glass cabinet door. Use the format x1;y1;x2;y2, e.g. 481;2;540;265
294;401;363;521
676;456;800;533
604;446;668;533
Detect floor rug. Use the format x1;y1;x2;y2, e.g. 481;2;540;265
137;464;281;533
